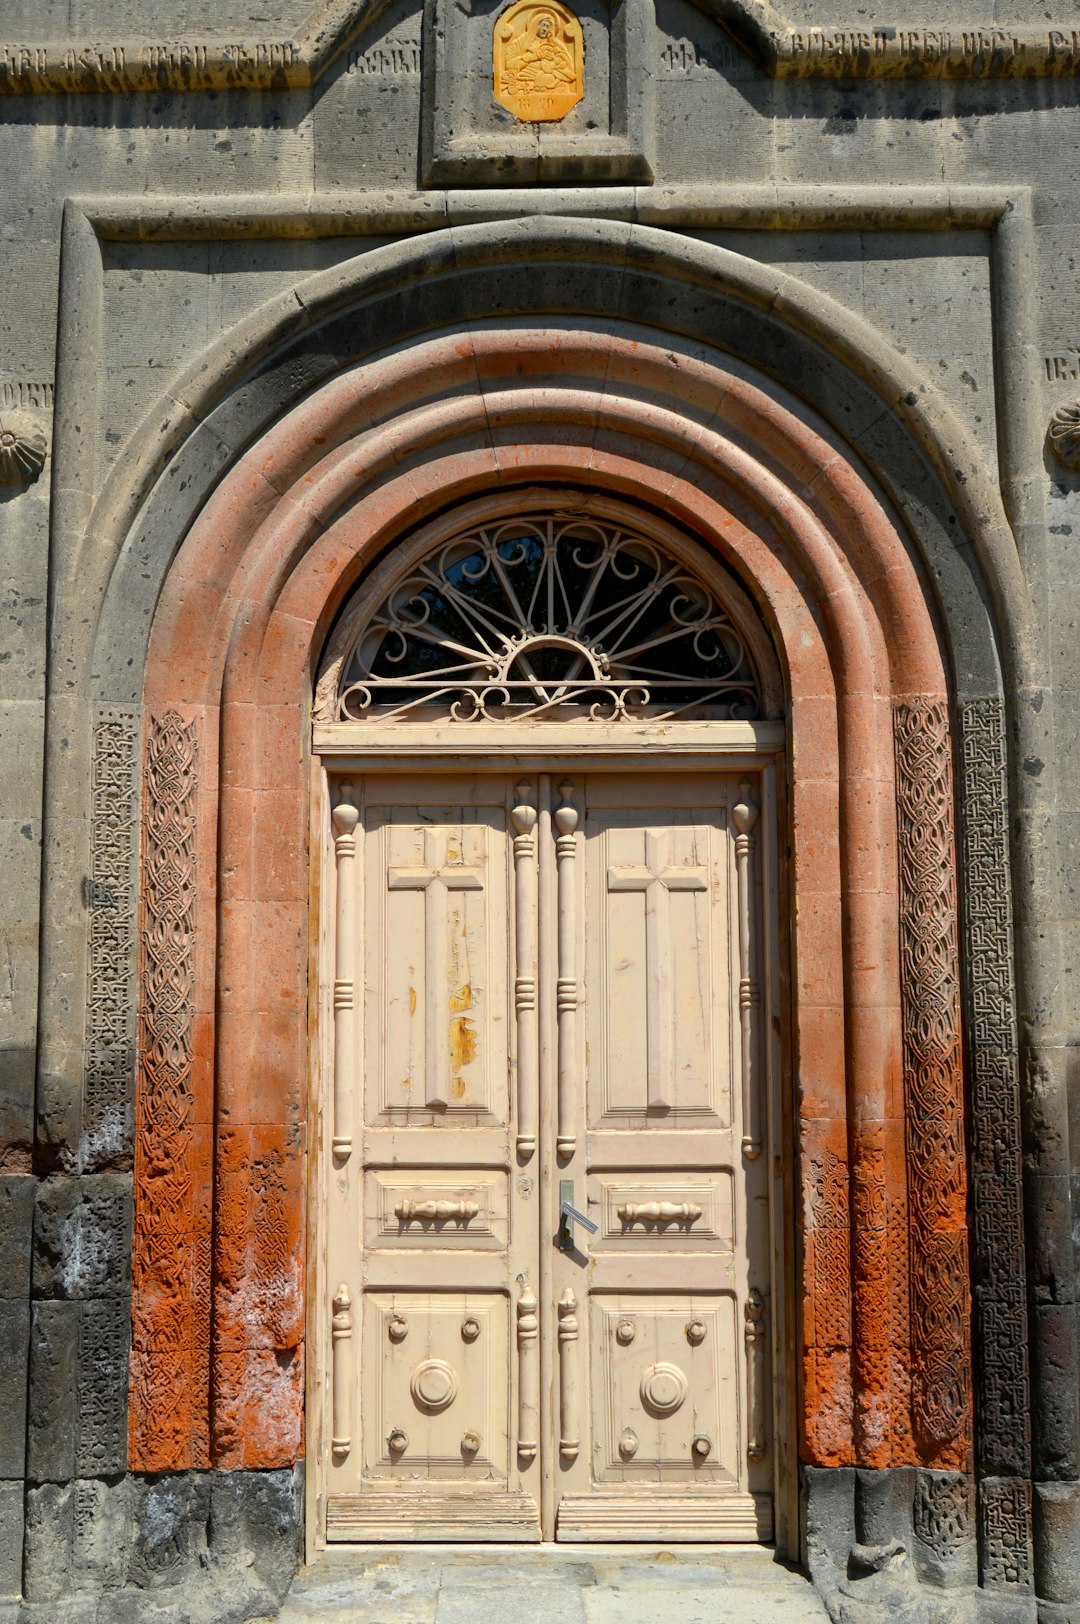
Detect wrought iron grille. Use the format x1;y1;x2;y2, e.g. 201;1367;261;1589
327;513;763;723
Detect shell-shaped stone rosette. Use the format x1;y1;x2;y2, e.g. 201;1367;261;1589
1047;400;1080;471
0;410;48;486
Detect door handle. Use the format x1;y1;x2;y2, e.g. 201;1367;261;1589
558;1179;598;1251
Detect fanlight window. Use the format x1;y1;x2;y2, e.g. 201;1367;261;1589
316;511;763;724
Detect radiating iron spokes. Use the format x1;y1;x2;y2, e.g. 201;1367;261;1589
335;511;762;723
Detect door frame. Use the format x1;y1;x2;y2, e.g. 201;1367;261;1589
305;719;796;1559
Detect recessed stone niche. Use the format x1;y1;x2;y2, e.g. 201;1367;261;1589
421;0;653;184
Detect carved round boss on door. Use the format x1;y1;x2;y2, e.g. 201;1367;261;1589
411;1357;459;1413
640;1361;688;1416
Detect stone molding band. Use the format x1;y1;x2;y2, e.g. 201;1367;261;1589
4;0;1080;93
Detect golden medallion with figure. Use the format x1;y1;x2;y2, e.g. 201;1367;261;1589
493;0;584;122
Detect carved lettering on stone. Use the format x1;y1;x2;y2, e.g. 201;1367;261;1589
85;709;139;1163
347;40;421;74
893;701;972;1464
0;379;54;409
659;37;741;73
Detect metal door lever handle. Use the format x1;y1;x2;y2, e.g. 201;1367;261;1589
558;1180;598;1251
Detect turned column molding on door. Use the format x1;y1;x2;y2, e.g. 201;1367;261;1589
331;785;360;1159
554;783;580;1158
511;782;539;1158
732;782;763;1160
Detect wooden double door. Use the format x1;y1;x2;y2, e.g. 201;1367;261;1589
320;765;777;1543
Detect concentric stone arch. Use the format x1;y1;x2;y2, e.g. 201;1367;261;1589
34;218;1031;1584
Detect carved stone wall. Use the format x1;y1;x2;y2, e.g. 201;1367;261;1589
893;701;972;1471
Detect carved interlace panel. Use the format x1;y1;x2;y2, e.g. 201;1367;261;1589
979;1477;1034;1590
914;1472;972;1561
85;708;139;1163
893;701;972;1464
131;709;205;1468
315;512;763;724
810;1146;851;1349
958;698;1033;1587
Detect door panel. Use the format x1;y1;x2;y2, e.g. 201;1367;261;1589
326;775;540;1541
552;774;771;1541
322;766;775;1544
362;1291;509;1481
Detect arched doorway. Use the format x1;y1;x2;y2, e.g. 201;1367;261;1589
115;239;993;1581
309;491;788;1542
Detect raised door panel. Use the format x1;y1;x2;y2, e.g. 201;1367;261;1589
584;783;733;1132
590;1294;739;1486
363;801;509;1126
361;1292;509;1482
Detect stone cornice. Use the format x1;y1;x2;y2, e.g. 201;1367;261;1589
2;0;1080;93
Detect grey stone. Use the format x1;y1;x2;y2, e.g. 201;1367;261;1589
0;1303;29;1480
26;1300;77;1483
25;1297;129;1482
31;1174;132;1299
0;1483;22;1602
1032;1483;1080;1605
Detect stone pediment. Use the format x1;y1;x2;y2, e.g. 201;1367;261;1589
3;0;1080;94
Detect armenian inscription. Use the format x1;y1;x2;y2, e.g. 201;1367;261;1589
494;0;583;122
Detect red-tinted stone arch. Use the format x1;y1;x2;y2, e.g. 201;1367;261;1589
128;326;971;1485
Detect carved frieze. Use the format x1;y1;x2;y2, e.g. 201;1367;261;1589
979;1477;1034;1590
5;5;1080;94
914;1472;972;1562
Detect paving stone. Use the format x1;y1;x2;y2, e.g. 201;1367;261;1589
279;1548;829;1624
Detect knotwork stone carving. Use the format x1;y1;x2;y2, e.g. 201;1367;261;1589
85;708;139;1163
810;1145;850;1351
914;1472;972;1561
131;709;204;1469
893;701;972;1465
958;698;1032;1584
979;1477;1034;1590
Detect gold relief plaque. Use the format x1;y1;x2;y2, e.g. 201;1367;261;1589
493;0;584;123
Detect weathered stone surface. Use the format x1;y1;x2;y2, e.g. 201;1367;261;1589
32;1174;132;1299
0;1482;22;1602
26;1298;128;1481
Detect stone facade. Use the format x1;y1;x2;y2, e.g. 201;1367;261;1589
0;0;1078;1618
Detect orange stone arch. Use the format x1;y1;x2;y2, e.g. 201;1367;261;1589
128;322;970;1488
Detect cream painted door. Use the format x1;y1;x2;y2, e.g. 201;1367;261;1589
321;768;774;1544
